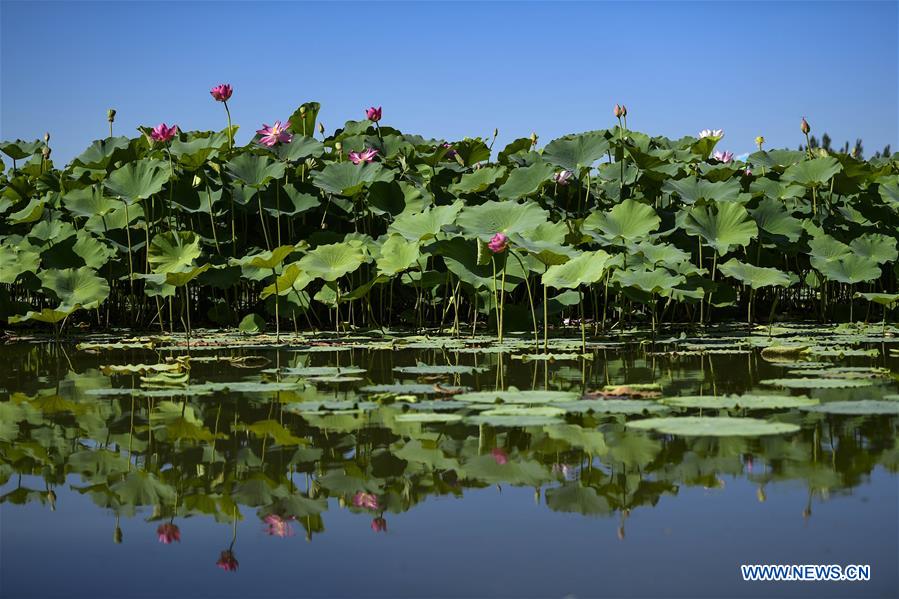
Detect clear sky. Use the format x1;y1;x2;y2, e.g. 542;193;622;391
1;1;896;163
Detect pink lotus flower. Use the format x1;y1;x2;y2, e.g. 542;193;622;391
487;233;509;254
150;123;179;142
744;167;752;176
216;550;239;572
371;517;388;532
614;104;624;119
263;514;294;538
349;147;378;164
713;150;734;163
698;129;724;139
352;492;380;511
256;120;293;147
442;142;457;158
365;106;382;122
210;84;233;102
553;170;574;185
491;448;509;465
156;523;180;544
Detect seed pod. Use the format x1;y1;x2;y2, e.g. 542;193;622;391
107;108;116;123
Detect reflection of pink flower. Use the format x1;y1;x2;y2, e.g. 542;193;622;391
156;523;180;544
256;120;292;147
712;150;734;163
210;84;233;102
263;514;294;537
365;106;382;122
553;170;573;185
491;448;508;465
487;233;509;254
353;492;380;511
371;517;387;532
216;550;239;572
150;123;179;142
349;147;378;164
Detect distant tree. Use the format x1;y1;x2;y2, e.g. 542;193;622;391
798;132;891;159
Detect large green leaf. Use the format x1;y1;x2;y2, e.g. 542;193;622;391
449;166;506;195
225;153;286;188
680;201;758;255
298;242;365;281
542;250;612;289
583;199;660;244
376;235;420;276
718;259;794;289
39;267;109;310
389;202;463;241
496;161;555;199
781;157;842;187
312;162;391;196
542;132;609;172
148;231;201;274
105;159;169;203
456;200;549;238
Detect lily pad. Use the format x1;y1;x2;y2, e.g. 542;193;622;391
628;416;800;436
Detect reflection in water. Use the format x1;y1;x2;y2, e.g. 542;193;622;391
0;326;897;593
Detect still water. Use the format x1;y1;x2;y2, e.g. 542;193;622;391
1;325;897;598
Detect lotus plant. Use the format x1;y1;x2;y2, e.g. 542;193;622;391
256;120;292;147
216;550;239;572
370;517;388;533
150;123;179;143
712;149;734;163
553;170;574;185
365;106;382;122
210;83;235;150
348;147;378;164
488;233;510;342
156;522;180;544
263;514;294;537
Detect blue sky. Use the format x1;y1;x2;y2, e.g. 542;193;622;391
1;1;896;163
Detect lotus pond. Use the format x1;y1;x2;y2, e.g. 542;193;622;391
1;324;897;598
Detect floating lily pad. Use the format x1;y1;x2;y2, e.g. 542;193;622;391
557;400;670;415
359;383;469;395
455;389;579;404
628;416;800;436
394;364;487;375
661;394;819;410
467;406;566;426
760;378;876;389
393;413;464;423
801;400;899;415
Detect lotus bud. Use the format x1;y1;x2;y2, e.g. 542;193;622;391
43;132;50;144
755;136;765;150
300;105;307;116
800;117;810;135
334;142;342;151
107;108;116;123
529;132;538;146
614;104;623;118
42;146;51;160
493;128;499;138
756;486;766;503
621;105;628;117
318;122;325;135
114;526;123;544
47;489;56;511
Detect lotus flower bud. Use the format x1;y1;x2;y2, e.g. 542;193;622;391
42;146;51;159
755;136;765;147
614;104;623;118
114;526;123;544
621;105;628;117
43;132;50;143
47;489;56;511
318;122;325;135
107;109;116;123
334;142;342;151
800;117;810;135
529;132;538;146
493;128;499;138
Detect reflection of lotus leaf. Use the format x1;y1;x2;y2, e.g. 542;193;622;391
801;400;899;415
628;416;800;436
